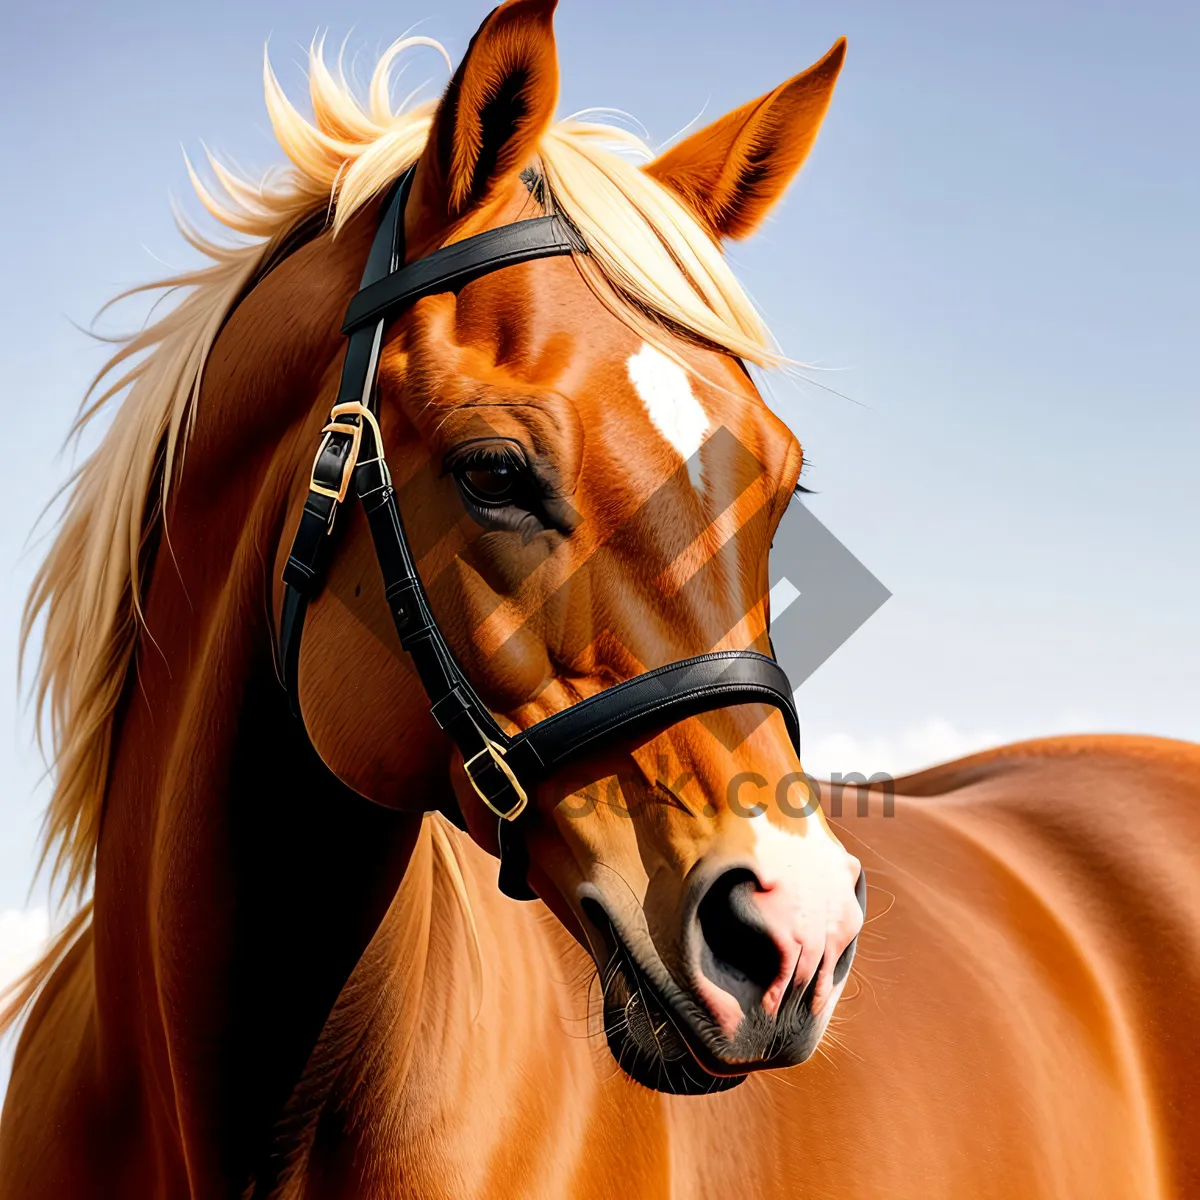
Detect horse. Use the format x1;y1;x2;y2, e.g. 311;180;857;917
2;2;1198;1196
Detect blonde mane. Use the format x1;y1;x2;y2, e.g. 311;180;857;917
12;36;779;1010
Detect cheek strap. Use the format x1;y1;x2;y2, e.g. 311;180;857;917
277;165;801;902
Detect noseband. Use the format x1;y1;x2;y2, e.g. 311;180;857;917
278;166;801;900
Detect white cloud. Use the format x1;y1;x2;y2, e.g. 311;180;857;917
0;908;48;997
801;715;1097;780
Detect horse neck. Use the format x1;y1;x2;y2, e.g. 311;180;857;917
252;820;632;1200
91;211;431;1194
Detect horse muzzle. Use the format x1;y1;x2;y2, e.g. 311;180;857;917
579;865;866;1095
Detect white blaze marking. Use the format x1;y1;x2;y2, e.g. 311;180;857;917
749;805;809;865
768;577;801;621
626;342;710;483
743;809;862;1022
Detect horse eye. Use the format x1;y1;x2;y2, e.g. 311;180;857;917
456;459;521;507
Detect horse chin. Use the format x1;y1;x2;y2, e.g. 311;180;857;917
600;952;748;1096
586;897;831;1094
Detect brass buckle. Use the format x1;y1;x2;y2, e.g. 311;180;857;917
463;737;528;821
309;418;363;504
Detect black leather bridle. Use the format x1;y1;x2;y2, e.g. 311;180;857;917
278;166;802;900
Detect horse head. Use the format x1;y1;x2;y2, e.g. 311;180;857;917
277;0;862;1095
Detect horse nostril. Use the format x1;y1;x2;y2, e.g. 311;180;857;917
696;868;783;1005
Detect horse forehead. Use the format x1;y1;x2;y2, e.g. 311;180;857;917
398;262;789;491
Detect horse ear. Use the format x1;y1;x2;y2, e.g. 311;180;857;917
417;0;560;222
643;38;846;241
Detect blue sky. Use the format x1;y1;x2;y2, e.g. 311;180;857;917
0;0;1196;1011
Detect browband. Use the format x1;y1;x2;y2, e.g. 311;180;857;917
343;214;586;334
279;165;802;900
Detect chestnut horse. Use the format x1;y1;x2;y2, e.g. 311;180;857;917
3;3;1198;1197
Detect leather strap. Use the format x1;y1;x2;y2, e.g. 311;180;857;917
279;170;413;717
343;215;586;335
278;163;803;903
505;651;800;781
353;438;801;811
281;173;591;720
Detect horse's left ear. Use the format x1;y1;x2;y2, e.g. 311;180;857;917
415;0;560;224
644;38;846;241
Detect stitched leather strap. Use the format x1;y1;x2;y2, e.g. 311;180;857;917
279;169;412;717
278;163;803;903
353;433;801;818
343;215;586;334
505;652;799;781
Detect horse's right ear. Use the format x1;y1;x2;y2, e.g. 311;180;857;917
414;0;560;227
